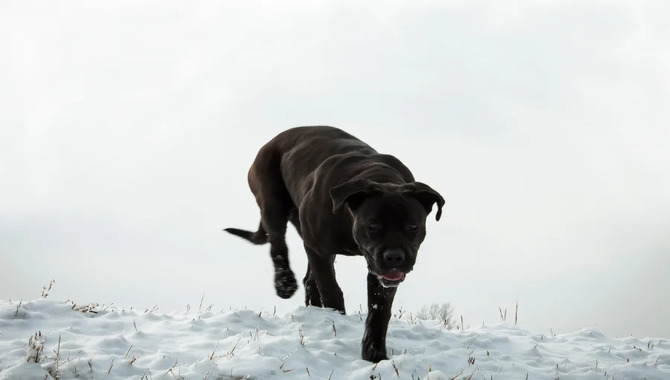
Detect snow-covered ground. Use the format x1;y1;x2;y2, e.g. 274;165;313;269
1;299;668;379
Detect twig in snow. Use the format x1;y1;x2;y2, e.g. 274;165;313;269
41;279;55;298
14;300;22;318
499;307;506;322
448;370;462;380
163;359;178;376
226;337;241;358
209;342;219;360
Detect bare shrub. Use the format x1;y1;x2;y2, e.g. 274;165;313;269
417;302;455;329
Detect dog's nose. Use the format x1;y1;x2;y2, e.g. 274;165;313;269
383;249;405;266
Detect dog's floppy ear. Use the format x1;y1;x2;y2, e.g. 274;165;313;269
402;182;445;221
330;179;381;214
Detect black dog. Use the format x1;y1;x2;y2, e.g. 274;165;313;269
225;126;444;362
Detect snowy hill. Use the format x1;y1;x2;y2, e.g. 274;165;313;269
1;299;668;379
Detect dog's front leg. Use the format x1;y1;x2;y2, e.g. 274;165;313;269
361;272;398;362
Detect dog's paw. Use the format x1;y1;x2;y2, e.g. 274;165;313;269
274;269;298;299
361;340;388;363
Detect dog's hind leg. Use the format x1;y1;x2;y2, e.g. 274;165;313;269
256;201;297;299
268;233;298;299
303;265;322;307
244;146;299;299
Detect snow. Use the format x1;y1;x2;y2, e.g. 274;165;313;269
1;299;668;379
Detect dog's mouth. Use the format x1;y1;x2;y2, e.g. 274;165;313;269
381;270;403;281
376;269;406;287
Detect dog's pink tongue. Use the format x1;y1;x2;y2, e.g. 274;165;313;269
381;270;403;281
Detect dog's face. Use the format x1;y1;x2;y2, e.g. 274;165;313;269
351;193;427;287
330;180;444;287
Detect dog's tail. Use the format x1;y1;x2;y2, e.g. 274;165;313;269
224;223;268;245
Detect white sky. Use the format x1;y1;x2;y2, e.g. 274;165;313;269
1;1;669;338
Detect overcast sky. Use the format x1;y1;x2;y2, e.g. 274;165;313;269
1;1;669;338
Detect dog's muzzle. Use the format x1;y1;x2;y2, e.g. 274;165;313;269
365;247;412;287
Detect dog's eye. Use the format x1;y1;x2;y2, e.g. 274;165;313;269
407;224;418;232
368;223;382;231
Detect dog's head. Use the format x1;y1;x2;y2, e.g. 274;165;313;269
330;179;444;288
